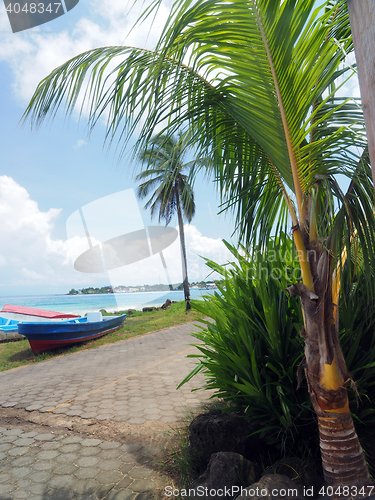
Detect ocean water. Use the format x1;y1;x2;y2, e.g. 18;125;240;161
0;289;214;316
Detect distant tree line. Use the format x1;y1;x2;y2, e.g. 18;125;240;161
68;287;114;295
67;281;219;295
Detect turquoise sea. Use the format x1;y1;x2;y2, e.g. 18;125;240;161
0;289;214;316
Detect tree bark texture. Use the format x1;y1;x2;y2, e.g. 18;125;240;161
347;0;375;187
288;236;372;495
175;189;191;310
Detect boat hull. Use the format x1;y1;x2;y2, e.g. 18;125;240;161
0;316;23;342
18;315;126;354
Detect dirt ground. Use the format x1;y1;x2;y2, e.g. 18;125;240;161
0;405;176;449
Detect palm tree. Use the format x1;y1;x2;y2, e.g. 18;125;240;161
136;133;201;311
347;0;375;185
23;0;375;489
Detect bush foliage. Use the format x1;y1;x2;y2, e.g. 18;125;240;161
182;238;375;470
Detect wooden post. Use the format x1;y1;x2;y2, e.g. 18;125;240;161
347;0;375;187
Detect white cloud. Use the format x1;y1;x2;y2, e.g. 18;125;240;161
0;175;73;287
336;54;360;99
75;139;87;148
0;0;169;104
0;176;60;235
179;224;234;282
107;224;234;287
0;177;233;292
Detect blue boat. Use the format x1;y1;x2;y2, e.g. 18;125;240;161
0;316;19;332
18;312;127;354
0;316;23;342
0;305;82;343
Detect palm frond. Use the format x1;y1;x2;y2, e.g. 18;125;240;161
23;0;371;259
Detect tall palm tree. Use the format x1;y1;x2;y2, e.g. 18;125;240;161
136;133;201;311
23;0;375;489
347;0;375;185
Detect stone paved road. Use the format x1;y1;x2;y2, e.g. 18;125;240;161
0;322;213;500
0;323;209;423
0;427;163;500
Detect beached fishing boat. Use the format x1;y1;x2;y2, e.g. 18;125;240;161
18;312;126;354
0;304;80;322
0;316;21;341
0;316;19;331
0;306;80;342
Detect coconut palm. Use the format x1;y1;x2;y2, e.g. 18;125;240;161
347;0;375;184
136;133;202;310
23;0;375;489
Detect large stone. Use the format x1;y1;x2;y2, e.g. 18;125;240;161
264;457;323;491
238;474;303;500
161;299;172;309
188;409;262;472
187;452;261;500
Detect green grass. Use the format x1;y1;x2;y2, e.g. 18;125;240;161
0;301;204;373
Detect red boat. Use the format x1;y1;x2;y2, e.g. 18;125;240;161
0;304;80;321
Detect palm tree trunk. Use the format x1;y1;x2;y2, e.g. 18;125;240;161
347;0;375;189
175;190;191;310
287;244;372;495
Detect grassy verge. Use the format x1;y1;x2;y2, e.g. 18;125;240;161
0;301;204;372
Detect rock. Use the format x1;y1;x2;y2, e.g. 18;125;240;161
142;307;156;312
99;309;107;314
0;331;25;342
265;457;322;491
187;452;261;500
238;474;303;500
161;299;172;309
188;409;262;473
127;309;135;315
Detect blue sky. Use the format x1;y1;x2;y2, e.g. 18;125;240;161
0;0;361;296
0;0;237;296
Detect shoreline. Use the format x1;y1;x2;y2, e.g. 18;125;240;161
0;289;214;317
0;290;201;299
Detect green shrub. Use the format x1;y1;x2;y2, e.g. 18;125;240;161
181;238;315;461
181;237;375;471
339;265;375;471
